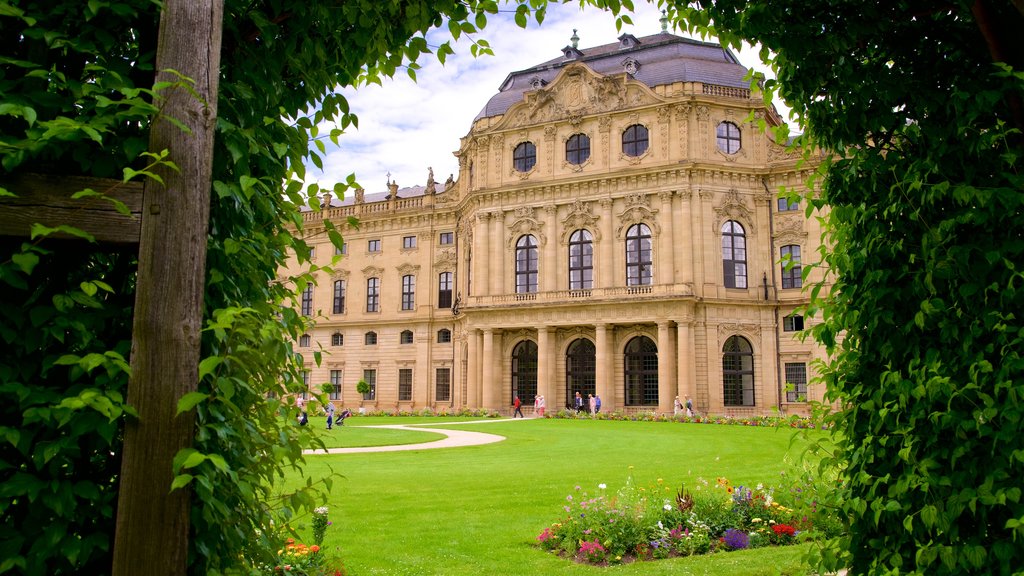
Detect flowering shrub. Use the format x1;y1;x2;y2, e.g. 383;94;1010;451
251;506;346;575
536;471;845;565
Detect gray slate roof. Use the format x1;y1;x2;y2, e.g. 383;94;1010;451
476;32;749;120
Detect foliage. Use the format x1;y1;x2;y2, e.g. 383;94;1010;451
355;380;370;396
680;0;1024;573
0;0;644;573
535;472;840;565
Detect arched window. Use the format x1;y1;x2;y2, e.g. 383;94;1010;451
780;245;802;289
722;221;747;288
366;277;380;312
723;336;755;406
565;338;596;404
332;279;345;314
401;274;415;310
622;124;649;157
438;271;453;308
301;284;313;316
566;133;591;165
515;235;538;293
299;334;311;347
624;336;658;406
568;229;593;290
625;223;653;286
511;340;538;406
364;331;377;345
513;141;537;172
400;330;414;344
331;332;343;346
716;121;741;154
437;328;451;343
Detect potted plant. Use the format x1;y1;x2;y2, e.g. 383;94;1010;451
356;379;371;413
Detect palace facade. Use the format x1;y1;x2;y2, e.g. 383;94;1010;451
283;30;826;417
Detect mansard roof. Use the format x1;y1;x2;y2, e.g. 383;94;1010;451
475;32;749;120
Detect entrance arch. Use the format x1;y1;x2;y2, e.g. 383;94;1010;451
511;340;538;405
624;336;658;406
565;338;596;409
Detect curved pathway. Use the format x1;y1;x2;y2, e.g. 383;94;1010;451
303;417;523;455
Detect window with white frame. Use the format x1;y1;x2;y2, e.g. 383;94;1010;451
398;368;413;401
785;363;808;402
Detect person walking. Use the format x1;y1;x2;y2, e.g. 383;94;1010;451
538;395;546;417
588;393;596;415
296;396;308;426
534;394;540;415
685;395;694;417
674;396;683;416
513;395;524;418
325;401;336;429
594;394;602;414
574;391;584;414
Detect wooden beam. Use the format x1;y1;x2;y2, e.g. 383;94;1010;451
0;173;143;244
112;1;224;574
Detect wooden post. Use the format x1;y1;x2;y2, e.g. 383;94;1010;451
112;1;224;574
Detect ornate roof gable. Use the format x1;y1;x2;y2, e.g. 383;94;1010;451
496;63;663;130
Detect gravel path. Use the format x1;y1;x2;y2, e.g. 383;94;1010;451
302;417;526;455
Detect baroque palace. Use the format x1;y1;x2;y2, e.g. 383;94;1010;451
283;29;825;417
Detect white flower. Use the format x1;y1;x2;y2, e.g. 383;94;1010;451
598;483;607;490
664;504;672;511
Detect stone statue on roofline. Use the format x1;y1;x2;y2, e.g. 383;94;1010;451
354;188;364;204
386;175;399;200
444;173;454;190
425;166;436;195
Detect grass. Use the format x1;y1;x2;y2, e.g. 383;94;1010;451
281;417;824;575
305;417;457;449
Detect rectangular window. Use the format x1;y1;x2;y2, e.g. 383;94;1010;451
783;314;805;332
301;370;310;399
368;239;381;253
398;368;413;401
366;277;380;312
439;232;454;245
332;280;346;314
438;272;453;309
362;369;376;401
437;329;451;343
401;275;415;311
778;196;800;212
301;284;313;316
435;368;451;402
329;370;342;400
403;235;417;249
785;363;808;402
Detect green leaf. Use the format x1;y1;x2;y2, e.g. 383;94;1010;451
11;252;39;275
170;474;194;492
176;392;209;414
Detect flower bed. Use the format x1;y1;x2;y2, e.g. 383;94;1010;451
536;471;844;565
253;506;346;575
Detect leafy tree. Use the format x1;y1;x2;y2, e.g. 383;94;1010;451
0;0;638;573
679;0;1024;574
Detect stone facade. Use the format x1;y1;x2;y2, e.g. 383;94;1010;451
283;32;827;417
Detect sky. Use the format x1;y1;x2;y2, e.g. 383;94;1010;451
309;2;778;197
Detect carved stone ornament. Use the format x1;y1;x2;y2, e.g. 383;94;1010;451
396;263;420;276
506;212;547;248
560;199;601;243
712;189;756;235
362;265;384;278
695;105;710;121
502;331;536;356
718;324;760;344
332;269;350;281
616;193;661;239
622;57;640;75
434;248;457;270
774;215;807;245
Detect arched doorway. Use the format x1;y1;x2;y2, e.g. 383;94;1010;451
565;338;596;409
511;340;538;405
722;335;755;406
624;336;658;406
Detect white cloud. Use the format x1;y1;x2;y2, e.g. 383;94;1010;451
308;2;780;196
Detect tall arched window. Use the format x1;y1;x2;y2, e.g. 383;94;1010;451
511;340;538;406
438;271;453;308
332;279;345;314
780;245;802;289
723;335;755;406
565;338;596;404
624;336;658;406
301;284;313;316
513;141;537;172
625;223;653;286
722;221;747;288
568;229;593;290
366;277;380;312
622;124;649;157
401;274;415;310
515;235;538;293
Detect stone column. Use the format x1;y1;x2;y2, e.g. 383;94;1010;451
467;328;480;407
679;190;694;286
599;198;614;288
658;321;675;414
482;328;496;409
491;210;504;295
476;212;490;296
676;321;694;402
658;190;675;285
595;323;612;411
542;204;557;292
537;326;553;410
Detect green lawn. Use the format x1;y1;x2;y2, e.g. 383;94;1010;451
283;418;823;575
305;416;456;449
